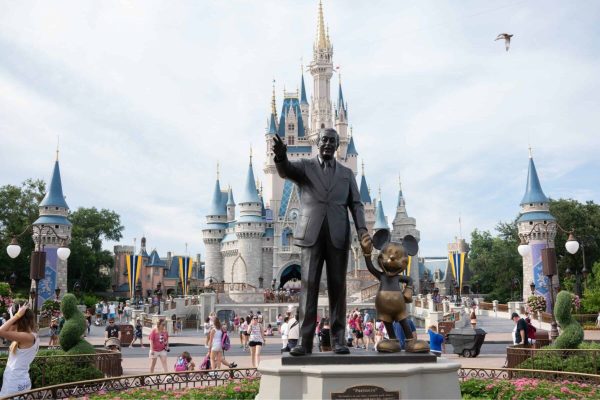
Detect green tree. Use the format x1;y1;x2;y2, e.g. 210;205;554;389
68;207;123;292
0;179;46;293
468;226;522;303
581;261;600;313
548;199;600;292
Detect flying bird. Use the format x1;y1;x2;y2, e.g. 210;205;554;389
495;33;514;52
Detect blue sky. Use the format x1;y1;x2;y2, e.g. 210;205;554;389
1;0;599;257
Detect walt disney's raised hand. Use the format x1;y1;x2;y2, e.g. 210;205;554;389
272;133;287;161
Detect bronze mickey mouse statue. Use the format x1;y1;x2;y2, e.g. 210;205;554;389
361;229;430;353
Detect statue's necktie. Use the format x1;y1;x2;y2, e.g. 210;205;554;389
324;161;333;185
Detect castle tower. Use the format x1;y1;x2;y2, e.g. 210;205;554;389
263;83;284;212
300;70;309;126
391;176;421;243
309;0;334;140
226;186;236;222
345;130;358;173
517;151;556;303
33;153;72;301
359;161;376;233
373;197;388;232
234;153;266;287
202;167;227;284
335;78;349;160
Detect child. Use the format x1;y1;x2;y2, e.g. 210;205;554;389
49;318;59;348
174;351;195;371
130;318;144;348
265;324;274;336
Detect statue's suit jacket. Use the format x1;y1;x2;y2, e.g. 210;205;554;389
275;156;367;249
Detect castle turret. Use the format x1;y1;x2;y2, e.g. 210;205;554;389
335;78;349;161
391;176;421;243
309;0;334;140
202;166;227;284
345;129;358;173
226;186;236;223
517;150;556;302
359;161;376;233
234;153;266;287
33;153;72;301
373;197;388;232
300;70;309;126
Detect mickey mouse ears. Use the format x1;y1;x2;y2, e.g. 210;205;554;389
372;229;419;256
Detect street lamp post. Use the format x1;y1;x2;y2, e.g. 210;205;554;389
5;224;71;317
155;282;163;315
55;287;61;301
565;236;594;297
518;222;579;341
8;272;17;288
529;281;536;296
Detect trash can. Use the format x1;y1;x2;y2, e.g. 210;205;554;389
118;324;133;346
447;327;486;357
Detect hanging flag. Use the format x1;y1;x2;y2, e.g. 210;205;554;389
126;254;142;299
179;257;193;296
448;251;466;295
402;256;412;277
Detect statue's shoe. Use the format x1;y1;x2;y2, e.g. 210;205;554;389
376;339;401;353
405;339;430;353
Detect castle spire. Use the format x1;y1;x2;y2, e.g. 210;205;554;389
271;80;277;118
208;172;226;216
397;175;405;207
300;70;308;105
39;158;69;209
520;155;549;205
359;161;371;204
316;0;330;50
239;153;261;204
374;197;388;231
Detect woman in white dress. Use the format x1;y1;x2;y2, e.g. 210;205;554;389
0;303;39;396
206;316;224;372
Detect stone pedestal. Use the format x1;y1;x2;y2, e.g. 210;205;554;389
257;357;461;400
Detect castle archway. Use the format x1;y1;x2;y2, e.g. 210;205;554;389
278;264;301;289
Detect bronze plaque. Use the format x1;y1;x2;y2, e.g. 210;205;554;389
331;385;400;400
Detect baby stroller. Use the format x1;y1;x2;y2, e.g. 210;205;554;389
105;337;121;352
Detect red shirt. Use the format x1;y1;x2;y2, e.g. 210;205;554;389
149;329;169;351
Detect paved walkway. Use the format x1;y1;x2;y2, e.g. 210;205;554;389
28;314;600;376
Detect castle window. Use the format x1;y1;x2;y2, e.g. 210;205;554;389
288;136;295;145
45;207;48;210
56;207;59;210
529;221;533;225
530;203;533;207
544;220;547;224
321;123;325;128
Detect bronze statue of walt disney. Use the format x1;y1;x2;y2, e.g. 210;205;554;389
361;229;430;353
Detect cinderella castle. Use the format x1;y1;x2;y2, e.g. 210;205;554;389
202;1;423;294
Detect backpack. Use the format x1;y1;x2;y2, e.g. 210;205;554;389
200;354;211;370
221;330;231;351
174;357;188;372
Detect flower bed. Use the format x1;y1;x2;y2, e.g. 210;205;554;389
88;378;260;399
461;378;599;399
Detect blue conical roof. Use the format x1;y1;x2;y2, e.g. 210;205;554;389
40;161;69;209
359;174;371;204
520;157;549;205
227;187;235;206
347;136;358;156
239;160;261;204
268;113;277;135
208;179;226;216
338;82;347;115
300;74;308;105
374;199;388;230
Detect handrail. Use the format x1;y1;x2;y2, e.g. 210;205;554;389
360;282;379;301
458;367;600;383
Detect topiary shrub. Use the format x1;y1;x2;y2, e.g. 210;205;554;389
2;349;103;389
552;290;584;349
59;293;95;354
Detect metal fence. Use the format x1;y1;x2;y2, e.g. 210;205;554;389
458;367;600;384
3;368;260;400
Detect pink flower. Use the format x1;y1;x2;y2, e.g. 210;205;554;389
234;386;241;392
485;384;494;390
